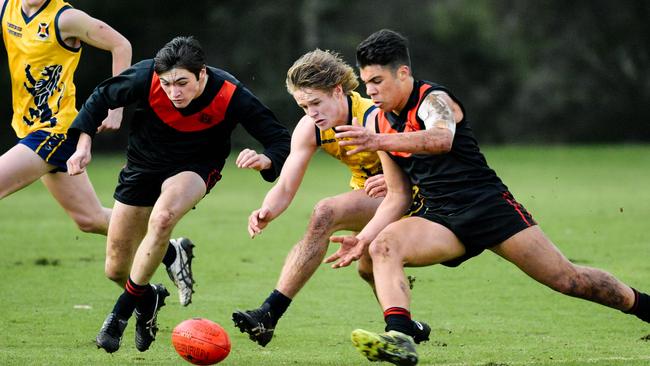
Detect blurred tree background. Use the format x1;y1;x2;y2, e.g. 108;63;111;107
1;0;648;150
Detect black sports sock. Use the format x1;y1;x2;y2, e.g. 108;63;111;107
263;289;292;323
112;277;152;319
624;288;650;323
162;241;177;267
384;307;414;336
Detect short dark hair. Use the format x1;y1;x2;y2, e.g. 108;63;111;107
356;29;411;71
154;36;205;79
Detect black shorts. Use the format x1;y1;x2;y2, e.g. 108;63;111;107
411;190;536;267
114;163;222;206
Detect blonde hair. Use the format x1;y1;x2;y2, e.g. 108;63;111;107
286;49;359;95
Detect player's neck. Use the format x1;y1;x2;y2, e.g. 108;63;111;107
392;78;414;115
193;73;209;100
21;0;47;17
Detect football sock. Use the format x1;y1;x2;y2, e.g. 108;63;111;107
263;289;292;323
384;307;414;336
112;277;152;319
624;287;650;323
161;241;177;267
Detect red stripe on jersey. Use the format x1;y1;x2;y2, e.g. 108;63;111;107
148;73;236;132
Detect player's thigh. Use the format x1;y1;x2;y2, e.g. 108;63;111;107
0;144;52;197
321;189;382;231
152;171;207;226
107;201;151;266
40;170;105;217
490;225;573;282
375;216;466;267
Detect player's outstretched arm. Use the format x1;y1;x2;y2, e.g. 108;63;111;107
58;8;132;133
246;116;318;238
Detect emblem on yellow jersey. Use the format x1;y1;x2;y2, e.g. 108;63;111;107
23;64;64;127
36;22;50;40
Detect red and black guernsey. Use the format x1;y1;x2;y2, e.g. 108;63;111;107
376;80;508;206
70;59;290;181
148;72;236;132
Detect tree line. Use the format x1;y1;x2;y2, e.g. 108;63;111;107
1;0;648;149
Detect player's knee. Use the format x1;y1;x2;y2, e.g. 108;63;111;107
104;263;128;284
148;209;176;236
369;231;401;261
309;198;336;230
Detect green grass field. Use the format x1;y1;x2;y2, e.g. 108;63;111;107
1;145;649;366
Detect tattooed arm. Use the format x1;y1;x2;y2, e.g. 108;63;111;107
336;91;463;155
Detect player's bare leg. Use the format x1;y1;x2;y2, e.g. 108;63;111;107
352;217;463;364
371;217;464;310
129;171;205;285
491;226;646;315
96;201;150;353
104;202;151;286
41;170;111;234
97;172;205;353
276;189;381;297
234;189;381;346
0;144;111;234
357;246;376;294
129;172;204;351
0;144;52;198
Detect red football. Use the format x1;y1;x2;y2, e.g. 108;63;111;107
172;318;231;365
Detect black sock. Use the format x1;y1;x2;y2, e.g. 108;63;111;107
624;288;650;323
112;277;152;319
384;307;414;336
263;289;292;323
161;241;176;267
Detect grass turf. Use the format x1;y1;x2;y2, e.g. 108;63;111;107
1;145;649;365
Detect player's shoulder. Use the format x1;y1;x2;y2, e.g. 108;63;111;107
293;114;316;137
207;66;241;86
125;59;154;78
291;115;318;147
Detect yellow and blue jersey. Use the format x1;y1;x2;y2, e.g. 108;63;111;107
1;0;81;138
316;91;381;190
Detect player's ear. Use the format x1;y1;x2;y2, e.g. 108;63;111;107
333;84;344;98
397;65;410;81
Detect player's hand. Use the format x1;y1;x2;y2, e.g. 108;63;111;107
364;174;386;198
236;148;272;171
66;148;91;176
96;107;124;133
334;125;380;155
324;235;366;269
248;207;272;238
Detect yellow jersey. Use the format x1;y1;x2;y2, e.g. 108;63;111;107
317;91;381;190
1;0;81;138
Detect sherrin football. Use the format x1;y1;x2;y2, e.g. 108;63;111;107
172;318;231;365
